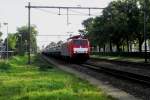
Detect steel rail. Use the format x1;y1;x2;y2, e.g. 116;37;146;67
90;57;150;68
41;54;150;85
82;62;150;86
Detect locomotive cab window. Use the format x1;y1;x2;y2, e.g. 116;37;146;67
73;40;88;46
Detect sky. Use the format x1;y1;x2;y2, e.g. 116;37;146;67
0;0;113;49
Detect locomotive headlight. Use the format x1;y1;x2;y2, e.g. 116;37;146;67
73;50;77;53
73;48;88;54
85;50;88;53
73;48;76;53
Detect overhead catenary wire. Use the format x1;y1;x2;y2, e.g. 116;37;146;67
35;8;59;15
34;7;102;16
26;6;105;9
69;9;91;16
38;41;57;42
36;34;70;36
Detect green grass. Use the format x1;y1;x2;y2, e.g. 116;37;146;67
91;55;146;63
0;55;115;100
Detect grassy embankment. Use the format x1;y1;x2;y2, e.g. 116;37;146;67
0;55;115;100
91;55;145;63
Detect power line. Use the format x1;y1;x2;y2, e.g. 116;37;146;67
35;8;58;15
36;35;70;36
69;9;90;16
28;5;105;17
35;8;101;16
38;41;56;42
26;6;105;9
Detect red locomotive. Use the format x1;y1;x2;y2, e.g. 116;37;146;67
43;35;90;62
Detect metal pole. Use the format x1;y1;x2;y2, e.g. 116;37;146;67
3;23;9;61
0;23;1;32
19;34;22;54
21;35;22;52
28;2;31;64
0;23;1;59
24;40;27;53
89;8;91;16
144;0;147;63
67;8;69;25
7;24;8;61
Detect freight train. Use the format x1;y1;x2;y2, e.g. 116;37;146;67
42;35;90;62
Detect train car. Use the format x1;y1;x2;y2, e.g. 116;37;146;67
43;35;90;62
61;35;90;61
43;44;61;57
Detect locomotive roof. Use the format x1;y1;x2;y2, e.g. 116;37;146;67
67;35;86;40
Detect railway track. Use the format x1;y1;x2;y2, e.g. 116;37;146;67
42;55;150;99
81;62;150;86
42;54;150;85
90;57;150;69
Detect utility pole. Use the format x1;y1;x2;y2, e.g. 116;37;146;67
28;2;31;64
25;40;28;53
6;24;8;61
0;23;1;59
0;23;1;32
67;8;69;25
3;23;8;62
18;34;22;54
144;0;148;63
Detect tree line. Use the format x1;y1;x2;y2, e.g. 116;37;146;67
80;0;150;52
2;25;38;55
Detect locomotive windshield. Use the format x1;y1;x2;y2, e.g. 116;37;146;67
73;40;88;46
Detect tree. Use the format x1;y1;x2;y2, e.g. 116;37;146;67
16;25;38;54
57;40;63;46
81;18;95;45
7;34;18;50
0;32;3;43
49;42;56;47
81;0;150;52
